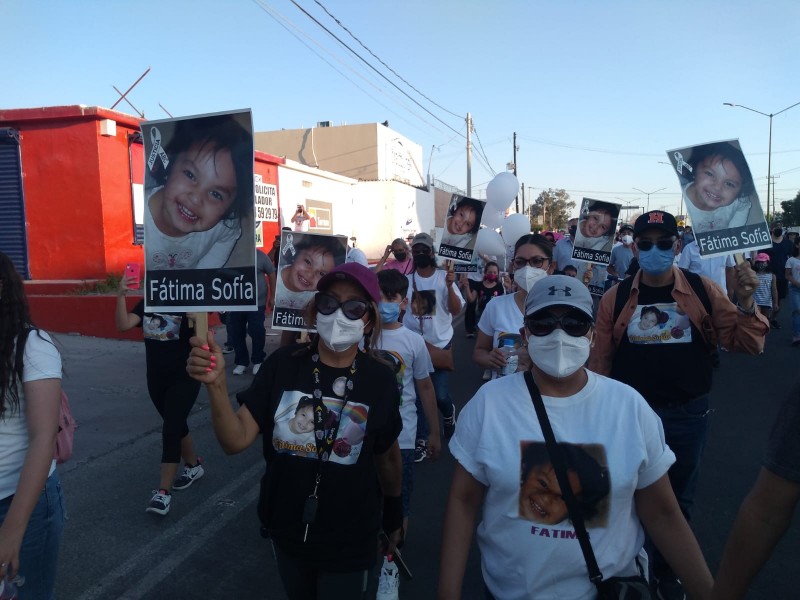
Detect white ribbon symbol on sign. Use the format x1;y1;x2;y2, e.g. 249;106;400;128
673;151;692;175
147;127;170;172
282;233;296;257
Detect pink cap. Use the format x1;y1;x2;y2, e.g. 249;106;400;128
756;252;770;262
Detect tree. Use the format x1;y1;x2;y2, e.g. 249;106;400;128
779;191;800;227
527;188;576;231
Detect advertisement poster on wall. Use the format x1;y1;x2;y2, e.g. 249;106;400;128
141;109;257;312
307;199;334;234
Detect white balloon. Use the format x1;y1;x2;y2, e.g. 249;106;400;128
501;213;531;246
475;228;507;257
481;209;505;229
486;172;519;212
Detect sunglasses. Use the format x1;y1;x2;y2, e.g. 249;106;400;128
513;256;550;269
525;310;593;337
636;238;675;251
314;293;369;321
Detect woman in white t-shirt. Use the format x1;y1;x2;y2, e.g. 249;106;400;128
440;275;713;600
473;234;553;380
785;238;800;345
0;252;65;597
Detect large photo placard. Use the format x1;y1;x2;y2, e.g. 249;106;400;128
668;140;770;257
272;231;348;331
142;109;256;312
434;194;486;264
571;198;621;265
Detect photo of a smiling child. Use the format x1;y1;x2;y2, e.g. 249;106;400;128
668;140;770;257
571;198;621;264
435;194;485;263
142;110;257;312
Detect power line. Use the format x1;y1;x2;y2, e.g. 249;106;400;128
472;124;497;176
287;0;465;139
311;0;462;120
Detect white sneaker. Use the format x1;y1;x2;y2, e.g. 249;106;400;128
232;365;247;375
376;556;400;600
252;363;262;375
146;490;171;515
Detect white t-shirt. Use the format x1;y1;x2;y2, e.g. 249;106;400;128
0;331;62;500
677;240;734;293
292;214;310;232
373;327;434;450
145;188;241;270
450;370;675;600
682;182;752;233
477;293;524;380
403;270;465;348
786;256;800;283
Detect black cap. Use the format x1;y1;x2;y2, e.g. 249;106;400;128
633;211;678;237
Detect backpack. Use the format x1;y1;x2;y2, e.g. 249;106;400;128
55;389;76;464
612;269;717;351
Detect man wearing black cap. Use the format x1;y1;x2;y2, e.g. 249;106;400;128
589;210;769;600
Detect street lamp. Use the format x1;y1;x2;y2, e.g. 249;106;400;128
633;187;666;212
724;100;800;219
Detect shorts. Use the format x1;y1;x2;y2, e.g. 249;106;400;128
400;449;415;517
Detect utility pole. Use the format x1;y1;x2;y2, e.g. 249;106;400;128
513;132;519;212
466;113;472;196
521;182;525;217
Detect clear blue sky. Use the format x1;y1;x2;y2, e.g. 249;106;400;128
4;0;800;218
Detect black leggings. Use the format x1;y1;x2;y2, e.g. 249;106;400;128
271;541;369;600
147;370;201;463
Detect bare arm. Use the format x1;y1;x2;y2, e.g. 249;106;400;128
416;376;441;460
445;271;464;315
0;378;60;578
186;330;260;454
374;245;392;273
267;272;277;310
473;330;506;371
635;475;713;600
711;468;800;600
459;276;477;303
437;463;486;600
771;275;779;310
115;276;141;331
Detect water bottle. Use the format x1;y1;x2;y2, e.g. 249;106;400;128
499;338;519;377
376;555;400;600
0;574;24;600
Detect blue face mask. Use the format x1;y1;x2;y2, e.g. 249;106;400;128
378;301;401;324
638;247;675;275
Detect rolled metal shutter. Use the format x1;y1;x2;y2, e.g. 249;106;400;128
0;128;29;278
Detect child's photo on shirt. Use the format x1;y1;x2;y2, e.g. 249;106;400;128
143;110;254;272
627;303;692;345
668;140;767;237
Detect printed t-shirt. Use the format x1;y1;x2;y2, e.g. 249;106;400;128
132;300;194;372
450;370;674;600
373;327;434;450
609;282;711;407
403;270;465;348
475;282;504;315
0;331;62;500
237;345;402;571
477;293;524;380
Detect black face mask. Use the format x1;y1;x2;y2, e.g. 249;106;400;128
413;253;433;269
569;226;577;238
754;263;768;272
394;252;407;262
773;228;783;237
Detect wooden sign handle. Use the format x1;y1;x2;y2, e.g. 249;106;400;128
188;312;209;344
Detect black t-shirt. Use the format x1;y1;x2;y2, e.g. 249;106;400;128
132;300;194;371
237;344;402;571
476;281;504;314
610;282;712;407
767;237;793;280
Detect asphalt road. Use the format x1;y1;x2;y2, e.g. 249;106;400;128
52;310;798;599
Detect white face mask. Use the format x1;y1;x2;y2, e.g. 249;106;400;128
514;266;548;293
316;309;366;352
621;234;633;245
527;328;592;379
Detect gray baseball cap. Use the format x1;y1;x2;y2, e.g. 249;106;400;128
411;232;434;249
524;274;594;321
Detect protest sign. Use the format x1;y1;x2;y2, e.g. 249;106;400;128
434;194;486;264
571;198;621;265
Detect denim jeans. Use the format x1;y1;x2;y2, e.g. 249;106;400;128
230;306;267;367
648;395;711;576
414;368;455;441
790;285;800;339
0;471;66;600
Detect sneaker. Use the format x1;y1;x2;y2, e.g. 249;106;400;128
771;319;781;329
146;489;171;515
654;573;686;600
376;556;400;600
172;459;204;490
252;363;262;375
414;439;427;463
222;344;234;354
232;365;247;375
443;404;457;439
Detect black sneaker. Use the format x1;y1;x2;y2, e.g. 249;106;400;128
414;439;427;463
443;404;457;439
146;489;171;516
771;319;781;329
654;573;686;600
172;459;205;490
